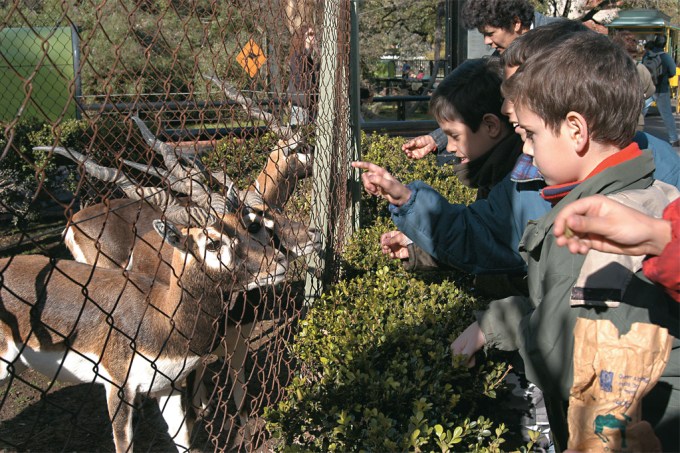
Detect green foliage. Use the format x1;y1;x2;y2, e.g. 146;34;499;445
359;132;476;227
265;267;511;452
0;118;88;225
341;216;401;279
202;131;280;188
265;133;528;451
359;0;439;79
0;0;289;97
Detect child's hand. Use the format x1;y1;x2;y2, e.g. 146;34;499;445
402;135;437;159
554;195;672;256
380;230;412;259
450;322;486;367
351;161;412;206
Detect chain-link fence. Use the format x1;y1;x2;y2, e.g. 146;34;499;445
0;1;352;451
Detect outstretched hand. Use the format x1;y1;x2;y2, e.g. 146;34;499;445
351;161;412;206
554;195;672;257
380;230;412;259
450;322;486;368
402;135;438;159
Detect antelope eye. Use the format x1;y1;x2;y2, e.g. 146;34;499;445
205;237;221;252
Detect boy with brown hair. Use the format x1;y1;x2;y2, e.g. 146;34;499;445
452;31;679;451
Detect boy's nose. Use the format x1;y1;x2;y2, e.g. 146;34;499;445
522;141;534;157
501;99;514;120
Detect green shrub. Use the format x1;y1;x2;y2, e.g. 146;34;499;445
265;133;532;452
265;267;513;452
0;118;89;226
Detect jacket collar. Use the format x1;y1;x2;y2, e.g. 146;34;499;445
511;131;650;185
452;132;523;195
539;143;643;204
521;151;656;254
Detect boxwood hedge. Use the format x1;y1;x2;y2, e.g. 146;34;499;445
265;134;537;452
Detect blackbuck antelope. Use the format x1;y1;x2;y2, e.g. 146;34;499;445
52;112;315;275
35;111;318;446
0;212;288;453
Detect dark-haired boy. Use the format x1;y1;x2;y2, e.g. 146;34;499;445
453;31;679;451
403;0;561;160
356;56;546;289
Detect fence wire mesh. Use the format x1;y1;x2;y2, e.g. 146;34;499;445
0;1;352;451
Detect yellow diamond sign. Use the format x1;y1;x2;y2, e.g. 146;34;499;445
236;39;266;77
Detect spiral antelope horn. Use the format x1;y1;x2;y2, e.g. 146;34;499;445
130;116;239;216
204;75;306;152
41;146;214;227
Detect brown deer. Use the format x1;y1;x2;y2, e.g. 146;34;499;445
54;110;315;274
37;111;317;445
0;205;289;453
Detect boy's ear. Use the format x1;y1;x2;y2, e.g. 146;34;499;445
512;16;523;33
565;111;589;154
481;113;503;139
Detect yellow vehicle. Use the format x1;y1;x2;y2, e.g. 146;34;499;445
607;8;680;112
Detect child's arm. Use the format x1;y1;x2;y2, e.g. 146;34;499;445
554;195;672;256
351;161;412;206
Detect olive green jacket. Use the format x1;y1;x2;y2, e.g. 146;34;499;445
476;151;680;450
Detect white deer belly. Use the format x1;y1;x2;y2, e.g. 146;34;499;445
12;343;112;384
128;353;203;395
3;340;203;396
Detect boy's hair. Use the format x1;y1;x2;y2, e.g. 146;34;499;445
462;0;534;31
502;32;640;148
611;30;640;59
430;58;509;132
500;19;589;69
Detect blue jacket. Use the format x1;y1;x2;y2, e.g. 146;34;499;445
646;47;677;93
391;132;680;275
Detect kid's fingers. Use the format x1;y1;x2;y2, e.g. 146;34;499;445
380;230;403;246
351;161;387;175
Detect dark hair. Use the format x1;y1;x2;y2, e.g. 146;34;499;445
462;0;534;31
502;32;640;148
289;24;315;58
430;58;509;132
654;34;667;48
611;30;640;58
500;19;589;68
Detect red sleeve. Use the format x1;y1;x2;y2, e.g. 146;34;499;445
642;199;680;302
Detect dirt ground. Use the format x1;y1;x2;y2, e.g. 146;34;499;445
0;318;295;452
0;371;187;452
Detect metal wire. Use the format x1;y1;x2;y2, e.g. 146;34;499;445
0;1;351;451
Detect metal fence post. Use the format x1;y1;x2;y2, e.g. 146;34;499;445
304;0;342;306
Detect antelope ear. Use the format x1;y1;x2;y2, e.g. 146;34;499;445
153;219;183;248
